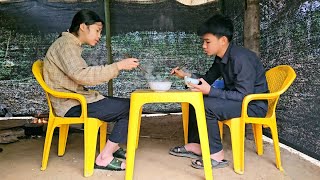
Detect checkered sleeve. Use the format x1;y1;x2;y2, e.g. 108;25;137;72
56;42;119;86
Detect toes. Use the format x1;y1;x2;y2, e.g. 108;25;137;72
192;159;203;166
121;162;126;169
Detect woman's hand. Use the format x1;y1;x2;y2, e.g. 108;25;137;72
170;67;191;79
116;58;139;70
189;78;211;95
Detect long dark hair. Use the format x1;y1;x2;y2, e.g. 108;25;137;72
68;9;104;36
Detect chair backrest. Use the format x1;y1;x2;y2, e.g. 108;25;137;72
33;60;89;119
265;65;296;113
32;60;55;116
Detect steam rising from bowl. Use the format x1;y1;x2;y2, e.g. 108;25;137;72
148;81;172;92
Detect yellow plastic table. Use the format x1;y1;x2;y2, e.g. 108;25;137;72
125;89;213;180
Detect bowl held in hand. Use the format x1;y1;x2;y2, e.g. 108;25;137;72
184;76;200;87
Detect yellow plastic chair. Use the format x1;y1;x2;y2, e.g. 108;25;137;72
218;65;296;174
32;60;107;177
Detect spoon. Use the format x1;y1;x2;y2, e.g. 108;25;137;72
124;53;149;74
176;62;187;71
137;65;149;75
172;62;188;75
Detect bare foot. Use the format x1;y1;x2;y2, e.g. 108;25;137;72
184;143;202;155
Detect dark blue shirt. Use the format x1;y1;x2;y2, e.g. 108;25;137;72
194;43;269;110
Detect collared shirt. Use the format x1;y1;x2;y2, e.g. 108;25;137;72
43;32;119;117
194;43;269;110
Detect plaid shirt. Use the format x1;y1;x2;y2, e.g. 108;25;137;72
43;32;119;116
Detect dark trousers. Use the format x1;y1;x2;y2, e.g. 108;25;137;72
188;97;267;154
65;97;130;144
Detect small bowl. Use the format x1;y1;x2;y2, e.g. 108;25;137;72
148;81;172;92
184;76;200;87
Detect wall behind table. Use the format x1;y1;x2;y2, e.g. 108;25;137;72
0;0;220;115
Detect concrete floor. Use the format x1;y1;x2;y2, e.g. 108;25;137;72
0;115;319;180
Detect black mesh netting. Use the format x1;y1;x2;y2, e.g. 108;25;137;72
259;0;320;161
0;0;319;160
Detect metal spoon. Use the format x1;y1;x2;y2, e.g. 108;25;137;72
124;53;149;74
137;65;149;75
176;62;187;70
172;62;188;75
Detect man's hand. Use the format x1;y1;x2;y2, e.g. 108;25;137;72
170;67;191;79
116;58;139;70
189;78;211;94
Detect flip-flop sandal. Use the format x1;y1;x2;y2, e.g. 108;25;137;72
113;147;126;159
169;145;201;159
191;158;229;169
94;158;125;171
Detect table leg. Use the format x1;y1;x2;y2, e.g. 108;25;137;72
125;105;141;180
194;105;213;180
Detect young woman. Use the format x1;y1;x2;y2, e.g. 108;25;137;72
43;9;139;171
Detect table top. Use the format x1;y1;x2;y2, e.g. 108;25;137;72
132;89;197;93
130;89;204;103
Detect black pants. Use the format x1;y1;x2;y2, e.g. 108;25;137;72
65;97;130;144
188;97;267;154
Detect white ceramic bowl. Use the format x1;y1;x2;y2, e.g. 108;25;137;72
184;76;200;87
148;81;172;92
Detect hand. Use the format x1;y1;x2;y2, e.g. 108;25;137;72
170;66;191;79
189;78;211;94
116;58;139;70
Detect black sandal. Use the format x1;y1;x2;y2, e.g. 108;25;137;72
169;145;201;159
94;158;125;171
113;147;126;159
191;158;229;169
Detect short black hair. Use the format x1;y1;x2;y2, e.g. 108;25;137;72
69;9;104;35
197;14;234;42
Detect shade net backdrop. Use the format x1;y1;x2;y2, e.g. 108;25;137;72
0;0;319;160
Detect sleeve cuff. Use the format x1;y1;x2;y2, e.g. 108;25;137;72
208;87;220;97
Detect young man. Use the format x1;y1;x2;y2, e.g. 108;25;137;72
169;14;269;169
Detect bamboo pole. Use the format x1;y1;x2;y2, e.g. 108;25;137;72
104;0;113;96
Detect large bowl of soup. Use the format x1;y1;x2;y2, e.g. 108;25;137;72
148;81;172;92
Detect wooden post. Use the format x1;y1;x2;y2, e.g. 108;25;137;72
244;0;260;56
104;0;113;96
244;0;260;139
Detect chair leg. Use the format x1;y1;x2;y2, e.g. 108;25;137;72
218;121;223;140
58;124;69;156
252;124;263;155
181;102;189;144
84;121;100;177
99;122;107;153
41;120;56;171
270;123;283;171
229;120;244;174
